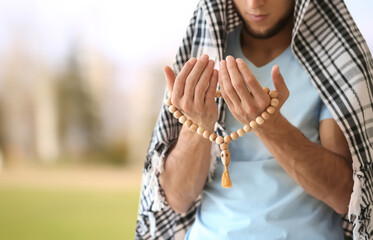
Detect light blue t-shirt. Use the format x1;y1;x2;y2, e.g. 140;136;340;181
186;26;344;240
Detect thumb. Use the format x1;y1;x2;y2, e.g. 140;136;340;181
163;66;176;96
271;65;289;103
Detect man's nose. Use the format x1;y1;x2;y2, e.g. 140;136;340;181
246;0;265;9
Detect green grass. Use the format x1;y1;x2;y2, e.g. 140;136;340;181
0;186;140;240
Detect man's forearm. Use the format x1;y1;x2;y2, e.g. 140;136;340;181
254;114;353;214
159;124;213;214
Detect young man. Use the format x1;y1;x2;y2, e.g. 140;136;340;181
136;0;373;239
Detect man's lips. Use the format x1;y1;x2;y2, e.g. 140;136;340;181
249;14;268;22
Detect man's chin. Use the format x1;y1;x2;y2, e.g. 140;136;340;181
242;11;293;40
243;26;279;39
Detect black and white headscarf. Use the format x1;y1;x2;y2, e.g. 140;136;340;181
135;0;373;239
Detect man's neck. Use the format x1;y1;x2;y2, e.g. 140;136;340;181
240;21;293;67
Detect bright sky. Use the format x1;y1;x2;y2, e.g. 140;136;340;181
0;0;199;67
345;0;373;50
0;0;371;76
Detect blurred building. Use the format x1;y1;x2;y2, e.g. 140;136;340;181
0;35;133;166
0;37;58;164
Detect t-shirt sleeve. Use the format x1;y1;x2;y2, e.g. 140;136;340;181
319;100;333;121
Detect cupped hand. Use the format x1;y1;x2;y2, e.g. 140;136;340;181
218;56;289;125
164;54;219;131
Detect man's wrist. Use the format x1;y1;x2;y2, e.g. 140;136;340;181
181;122;215;139
253;112;287;136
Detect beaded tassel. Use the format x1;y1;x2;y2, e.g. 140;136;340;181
222;167;232;188
166;88;279;188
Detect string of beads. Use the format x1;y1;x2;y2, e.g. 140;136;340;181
167;87;279;188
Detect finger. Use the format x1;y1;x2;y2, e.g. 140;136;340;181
173;57;197;100
163;66;175;95
236;58;266;101
184;54;210;101
219;60;241;106
226;56;253;103
271;65;290;103
194;60;215;106
205;69;218;104
218;61;235;109
218;66;239;120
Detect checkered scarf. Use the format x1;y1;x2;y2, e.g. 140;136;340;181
135;0;373;239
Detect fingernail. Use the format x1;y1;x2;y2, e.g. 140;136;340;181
226;56;234;62
214;69;218;75
208;60;215;67
189;57;197;64
200;54;208;61
236;58;244;64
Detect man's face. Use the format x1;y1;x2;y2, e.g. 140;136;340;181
233;0;295;39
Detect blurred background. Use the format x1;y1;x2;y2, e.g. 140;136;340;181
0;0;371;239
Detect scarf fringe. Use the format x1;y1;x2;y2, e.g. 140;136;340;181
349;172;363;221
145;152;166;212
141;152;166;238
349;172;362;240
348;170;373;240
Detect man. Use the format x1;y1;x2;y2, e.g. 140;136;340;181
136;0;373;239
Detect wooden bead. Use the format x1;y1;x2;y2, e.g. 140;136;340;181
256;116;264;125
231;132;239;140
224;135;232;143
173;110;182;119
220;143;228;150
249;120;258;129
263;87;270;94
271;98;279;107
190;123;198;132
216;136;224;144
215;90;221;98
168;105;177;113
197;127;204;135
261;112;270;120
237;128;245;137
269;90;277;98
166;98;172;106
267;106;276;114
203;130;210;139
179;115;187;124
185;119;192;127
243;124;251;132
209;133;217;142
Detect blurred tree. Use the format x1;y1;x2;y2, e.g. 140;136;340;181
56;44;102;158
56;43;129;165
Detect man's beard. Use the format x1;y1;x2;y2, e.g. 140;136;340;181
239;11;293;39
